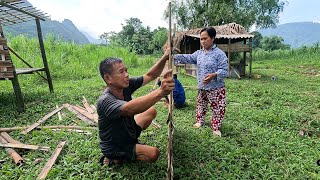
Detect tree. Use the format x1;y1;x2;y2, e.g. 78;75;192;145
261;35;290;51
149;27;168;53
99;31;117;44
164;0;287;30
100;18;168;55
251;31;263;48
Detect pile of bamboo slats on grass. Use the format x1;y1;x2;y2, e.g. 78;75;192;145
0;96;98;179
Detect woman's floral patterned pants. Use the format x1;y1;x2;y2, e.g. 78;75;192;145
195;87;226;131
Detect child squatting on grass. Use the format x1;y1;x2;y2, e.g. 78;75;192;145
174;27;229;137
97;49;174;166
156;73;186;109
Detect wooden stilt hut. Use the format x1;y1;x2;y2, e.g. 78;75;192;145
168;23;254;79
0;0;53;112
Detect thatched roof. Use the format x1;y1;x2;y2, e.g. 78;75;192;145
164;23;254;50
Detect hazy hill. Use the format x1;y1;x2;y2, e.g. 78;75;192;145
82;31;106;44
3;19;89;44
2;0;89;44
258;22;320;48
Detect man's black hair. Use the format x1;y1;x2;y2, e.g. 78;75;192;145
99;57;123;79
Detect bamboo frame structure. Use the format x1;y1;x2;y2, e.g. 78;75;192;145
0;0;53;112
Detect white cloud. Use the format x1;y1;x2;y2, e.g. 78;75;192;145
28;0;169;38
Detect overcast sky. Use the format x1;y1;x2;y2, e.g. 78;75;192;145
28;0;320;39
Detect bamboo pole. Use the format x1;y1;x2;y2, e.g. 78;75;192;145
21;105;64;134
166;2;174;180
37;141;66;180
0;135;24;166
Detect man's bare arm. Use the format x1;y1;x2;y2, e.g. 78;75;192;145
121;70;174;117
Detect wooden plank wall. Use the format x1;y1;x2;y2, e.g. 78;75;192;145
0;24;14;79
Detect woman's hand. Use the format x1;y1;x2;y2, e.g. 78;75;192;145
203;73;217;84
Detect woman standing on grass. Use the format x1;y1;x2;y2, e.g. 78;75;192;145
174;27;228;137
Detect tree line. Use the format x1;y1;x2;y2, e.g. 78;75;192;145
100;0;290;54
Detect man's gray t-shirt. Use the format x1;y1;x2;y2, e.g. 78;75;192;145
97;76;143;158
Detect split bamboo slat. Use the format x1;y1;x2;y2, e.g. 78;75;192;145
0;142;50;151
21;106;64;134
82;96;94;114
63;104;96;125
37;141;66;180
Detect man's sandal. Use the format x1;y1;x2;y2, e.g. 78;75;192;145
193;122;203;128
99;156;122;166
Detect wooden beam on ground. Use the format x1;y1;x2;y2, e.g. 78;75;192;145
50;129;92;135
40;126;96;130
37;141;66;180
0;132;22;144
0;135;24;166
90;105;97;112
151;120;161;129
0;127;27;132
0;126;96;132
63;104;96;126
0;142;50;151
73;105;98;123
56;105;62;120
82;96;94;114
21;106;64;134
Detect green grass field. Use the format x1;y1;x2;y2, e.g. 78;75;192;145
0;36;319;179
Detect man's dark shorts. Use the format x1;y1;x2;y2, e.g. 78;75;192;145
105;123;142;161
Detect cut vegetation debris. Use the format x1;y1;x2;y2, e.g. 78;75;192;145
0;97;97;178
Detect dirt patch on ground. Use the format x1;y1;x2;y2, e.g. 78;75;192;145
298;65;320;77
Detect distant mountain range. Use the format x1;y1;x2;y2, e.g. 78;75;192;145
258;22;320;48
82;32;106;44
2;0;103;44
3;19;90;44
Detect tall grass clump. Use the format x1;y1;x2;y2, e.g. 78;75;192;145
253;43;320;65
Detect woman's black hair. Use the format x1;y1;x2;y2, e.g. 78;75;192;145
200;27;216;39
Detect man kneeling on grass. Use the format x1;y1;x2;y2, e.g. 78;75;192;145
97;54;174;166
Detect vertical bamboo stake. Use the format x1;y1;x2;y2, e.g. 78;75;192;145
166;2;174;180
